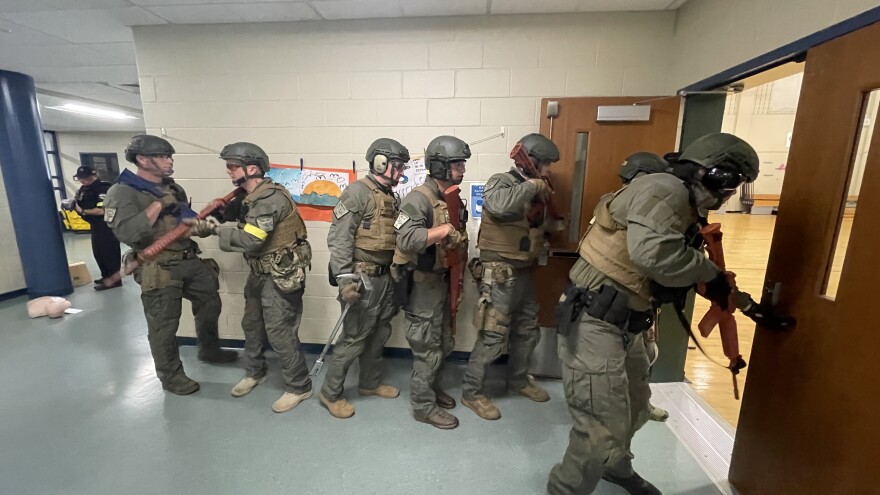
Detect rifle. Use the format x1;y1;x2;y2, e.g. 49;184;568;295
694;223;747;399
101;187;243;287
443;185;467;335
509;143;563;227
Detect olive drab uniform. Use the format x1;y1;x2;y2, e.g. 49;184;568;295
321;175;399;401
218;178;314;395
462;169;550;401
394;177;468;421
547;173;719;495
104;177;224;385
75;179;120;280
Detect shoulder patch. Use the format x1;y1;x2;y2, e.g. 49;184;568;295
256;214;274;232
333;201;349;219
394;212;410;230
104;207;117;223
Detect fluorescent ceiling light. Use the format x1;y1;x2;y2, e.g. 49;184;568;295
45;103;139;120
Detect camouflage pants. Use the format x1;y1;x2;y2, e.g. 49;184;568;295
139;258;222;383
461;265;540;400
547;312;651;495
404;270;454;419
321;273;397;401
241;273;312;394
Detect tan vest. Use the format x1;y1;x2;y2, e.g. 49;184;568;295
354;178;397;253
577;188;651;299
394;184;467;272
243;181;308;258
478;200;544;263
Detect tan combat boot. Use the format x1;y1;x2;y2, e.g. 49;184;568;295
416;409;459;430
231;375;265;397
358;384;399;398
319;393;355;418
462;395;501;420
434;388;456;409
271;390;313;413
509;378;550;402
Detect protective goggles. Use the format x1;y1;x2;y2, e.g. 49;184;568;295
701;166;745;191
388;159;409;171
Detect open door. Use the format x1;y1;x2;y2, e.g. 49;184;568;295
534;96;681;326
729;22;880;494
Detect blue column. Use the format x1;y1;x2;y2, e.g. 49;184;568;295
0;70;72;297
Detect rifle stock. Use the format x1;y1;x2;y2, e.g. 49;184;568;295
103;187;243;287
509;143;563;225
443;185;467;335
696;222;746;399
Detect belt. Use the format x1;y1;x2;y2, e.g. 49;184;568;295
581;285;654;334
352;261;390;277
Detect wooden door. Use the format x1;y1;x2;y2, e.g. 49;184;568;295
533;96;681;326
729;22;880;494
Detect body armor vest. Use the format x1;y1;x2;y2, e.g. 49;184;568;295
477;174;543;262
154;180;195;253
242;181;308;258
577;187;652;299
394;184;467;272
354;177;397;253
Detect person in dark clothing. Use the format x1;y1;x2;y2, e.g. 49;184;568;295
71;165;122;290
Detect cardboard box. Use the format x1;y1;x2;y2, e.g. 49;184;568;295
69;262;92;287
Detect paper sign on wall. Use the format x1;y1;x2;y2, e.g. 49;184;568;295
393;158;426;198
471;183;485;219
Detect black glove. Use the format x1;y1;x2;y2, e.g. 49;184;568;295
216;193;245;224
703;272;732;311
742;304;795;330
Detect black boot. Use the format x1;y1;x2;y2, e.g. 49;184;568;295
162;373;200;395
198;346;238;363
602;472;662;495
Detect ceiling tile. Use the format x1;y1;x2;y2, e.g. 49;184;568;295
0;44;119;68
0;18;68;45
311;1;404;20
1;8;167;43
82;42;137;64
491;0;582;15
403;0;487;17
26;65;140;84
226;3;320;22
0;0;133;14
145;5;244;24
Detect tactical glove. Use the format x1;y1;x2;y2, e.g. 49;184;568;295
183;218;219;238
703;271;733;311
340;282;361;304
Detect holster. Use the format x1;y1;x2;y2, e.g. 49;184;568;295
391;263;415;307
555;283;588;337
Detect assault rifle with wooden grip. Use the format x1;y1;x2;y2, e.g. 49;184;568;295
509;143;564;227
101;187;243;287
443;185;467;335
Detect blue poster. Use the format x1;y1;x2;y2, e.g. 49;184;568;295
471;183;485;219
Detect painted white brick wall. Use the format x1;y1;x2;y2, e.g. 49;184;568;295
670;0;879;89
132;11;678;347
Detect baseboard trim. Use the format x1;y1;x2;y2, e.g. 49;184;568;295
650;382;739;495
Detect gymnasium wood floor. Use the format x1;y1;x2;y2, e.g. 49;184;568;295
686;212;851;427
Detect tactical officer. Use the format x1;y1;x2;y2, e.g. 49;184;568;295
393;135;470;429
319;138;410;419
461;133;562;420
69;165;121;290
187;142;314;413
103;135;237;395
548;133;759;495
619;152;672;423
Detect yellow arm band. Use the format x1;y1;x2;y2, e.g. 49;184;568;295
243;223;268;240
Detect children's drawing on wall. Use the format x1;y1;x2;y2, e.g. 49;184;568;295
267;164;355;221
393;158;426;197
